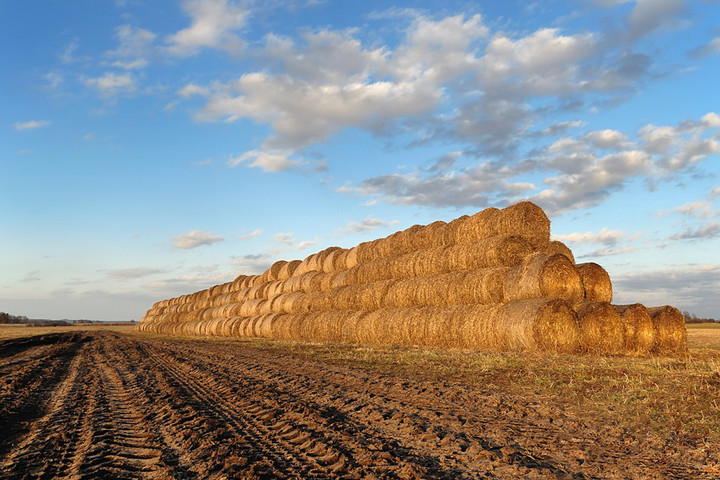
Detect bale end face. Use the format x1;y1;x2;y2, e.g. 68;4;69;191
647;305;688;355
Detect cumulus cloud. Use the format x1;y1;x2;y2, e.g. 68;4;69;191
13;120;50;131
230;254;274;274
165;0;248;56
339;217;400;234
659;200;716;219
274;233;295;245
85;72;136;97
689;37;720;58
627;0;687;39
228;150;301;172
613;264;720;317
670;221;720;240
237;229;263;240
108;24;156;69
107;267;165;279
172;230;224;249
553;227;624;244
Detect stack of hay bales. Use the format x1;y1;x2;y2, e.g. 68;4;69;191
137;202;687;356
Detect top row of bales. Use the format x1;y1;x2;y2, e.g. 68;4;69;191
148;202;552;312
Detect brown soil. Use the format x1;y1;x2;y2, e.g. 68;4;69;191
0;332;716;479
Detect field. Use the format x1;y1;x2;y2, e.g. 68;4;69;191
0;323;718;479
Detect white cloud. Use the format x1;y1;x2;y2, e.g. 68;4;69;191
230;254;274;275
13;120;50;131
107;268;165;279
108;24;156;69
613;264;720;317
238;229;263;240
660;200;715;219
228;149;301;172
689;37;720;58
295;241;317;250
670;221;720;240
178;83;211;98
172;230;224;249
628;0;686;38
553;227;624;244
274;233;295;245
165;0;248;56
339;217;400;234
85;72;136;97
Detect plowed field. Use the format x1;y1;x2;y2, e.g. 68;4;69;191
1;331;717;479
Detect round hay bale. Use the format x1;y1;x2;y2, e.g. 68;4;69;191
443;235;534;272
543;241;575;263
453;208;502;244
344;246;360;269
497;299;580;353
266;260;288;282
575;302;625;355
238;299;266;317
299;271;324;292
498;201;551;249
443;215;469;245
647;306;688;355
576;263;612;303
614;304;655;355
329;270;355;289
412;220;447;251
232;275;248;290
278;259;302;280
503;253;584;303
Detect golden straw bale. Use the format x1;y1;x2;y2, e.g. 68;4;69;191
278;260;302;281
232;275;248;290
542;241;575;263
576;263;612;303
266;260;288;282
442;215;468;245
220;282;234;294
236;317;252;337
247;283;266;300
332;281;392;311
613;304;655;355
265;281;284;298
443;235;534;272
322;249;347;273
503;253;584;303
208;284;224;296
329;270;357;289
647;306;688;355
238;299;266;317
413;221;447;251
382;270;504;308
453;208;502;244
575;302;625;355
498;202;551;249
344;246;360;269
299;271;324;292
495;299;580;353
354;242;375;265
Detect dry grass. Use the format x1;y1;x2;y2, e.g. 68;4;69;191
0;323;137;340
176;323;716;445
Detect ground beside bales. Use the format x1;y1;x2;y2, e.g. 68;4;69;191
0;324;718;479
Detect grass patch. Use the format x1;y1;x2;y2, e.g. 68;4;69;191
0;323;137;340
198;326;720;447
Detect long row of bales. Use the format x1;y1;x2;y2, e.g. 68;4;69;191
137;202;687;356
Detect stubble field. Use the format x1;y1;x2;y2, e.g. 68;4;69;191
0;323;718;479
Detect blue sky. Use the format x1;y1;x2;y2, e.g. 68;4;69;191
1;0;719;321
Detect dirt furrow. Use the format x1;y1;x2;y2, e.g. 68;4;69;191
0;338;92;479
0;334;88;463
0;332;713;479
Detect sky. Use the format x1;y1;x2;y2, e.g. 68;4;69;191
1;0;719;321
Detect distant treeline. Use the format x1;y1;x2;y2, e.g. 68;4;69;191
683;312;718;324
1;312;136;326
